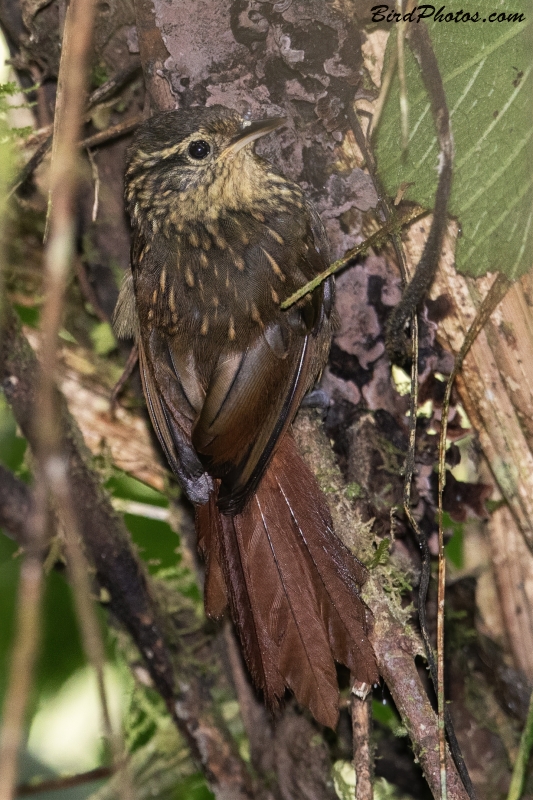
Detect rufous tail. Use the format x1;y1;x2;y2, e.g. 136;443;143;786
196;433;377;728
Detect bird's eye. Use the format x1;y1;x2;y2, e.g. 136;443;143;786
188;140;211;160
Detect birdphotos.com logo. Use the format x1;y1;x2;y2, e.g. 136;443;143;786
370;4;526;23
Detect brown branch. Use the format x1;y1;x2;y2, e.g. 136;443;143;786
0;547;45;800
75;259;109;322
110;344;139;413
35;0;136;794
8;136;52;199
385;21;454;364
0;308;255;799
16;767;113;797
292;411;470;800
352;64;475;800
351;691;373;800
86;62;142;111
80;116;144;150
9;63;143;199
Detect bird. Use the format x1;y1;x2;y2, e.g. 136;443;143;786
114;105;377;728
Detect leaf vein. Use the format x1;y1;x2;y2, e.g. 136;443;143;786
459;127;533;212
456;63;533;170
463;180;532;263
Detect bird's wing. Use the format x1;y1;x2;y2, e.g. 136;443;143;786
134;199;332;512
191;204;333;513
191;321;314;513
131;230;213;504
137;331;213;504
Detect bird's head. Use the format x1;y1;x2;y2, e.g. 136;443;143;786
125;105;287;225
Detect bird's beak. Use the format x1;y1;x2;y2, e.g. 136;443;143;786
222;117;287;157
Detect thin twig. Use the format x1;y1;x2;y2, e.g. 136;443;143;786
52;490;135;797
507;686;533;800
0;310;254;799
401;214;476;800
85;61;141;111
376;21;476;797
75;259;109;323
80;116;143;150
59;496;116;740
385;22;454;362
8;136;52;199
437;434;447;796
8;116;143;201
354;28;475;792
31;0;133;796
0;96;47;800
436;272;511;797
110;343;139;413
347;105;410;284
280;205;424;309
86;148;100;222
401;310;468;799
351;688;373;800
16;767;113;796
0;501;46;800
9;60;142;200
403;311;420;533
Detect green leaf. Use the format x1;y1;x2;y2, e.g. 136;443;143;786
122;514;179;575
174;775;214;800
13;304;41;329
104;471;176;574
0;82;21;98
0;392;27;473
90;322;117;356
11;126;35;139
367;537;391;569
332;760;356;800
443;511;464;568
0;534;87;710
375;9;533;278
105;470;168;508
58;328;78;344
372;698;407;737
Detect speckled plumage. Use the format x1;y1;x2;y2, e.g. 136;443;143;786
118;105;335;509
124;108;329;353
115;106;376;728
